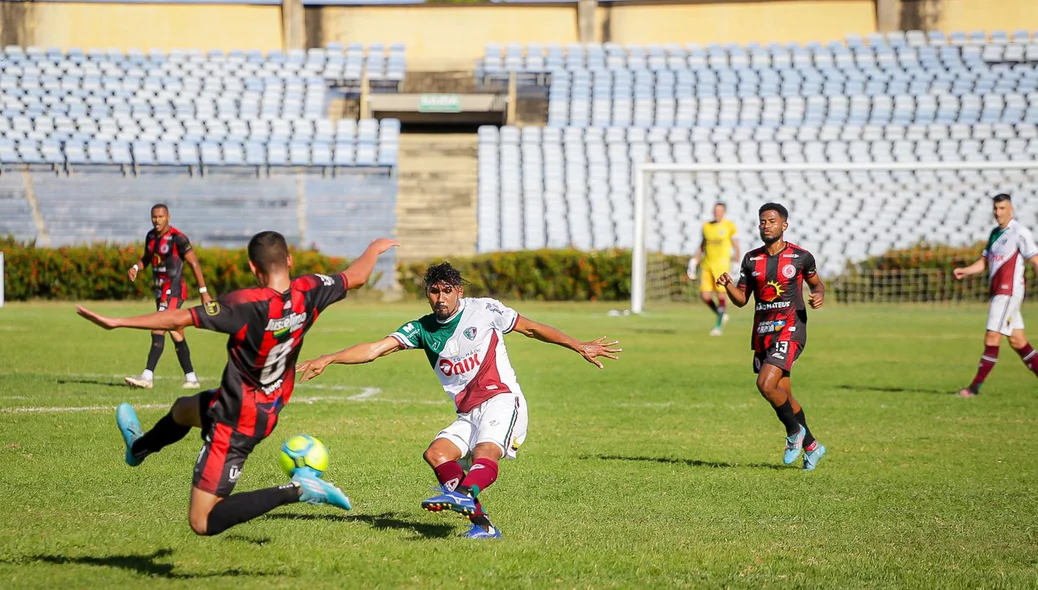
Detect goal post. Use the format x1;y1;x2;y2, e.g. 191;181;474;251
631;160;1038;314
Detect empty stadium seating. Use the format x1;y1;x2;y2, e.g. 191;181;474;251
475;31;1038;274
477;123;1038;276
478;33;1038;128
0;44;404;170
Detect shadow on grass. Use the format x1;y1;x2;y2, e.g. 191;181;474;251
585;454;789;471
835;384;949;395
23;548;281;579
56;378;127;389
224;534;272;546
265;511;454;538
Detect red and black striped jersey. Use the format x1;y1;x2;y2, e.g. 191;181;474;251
188;272;349;437
143;227;192;299
737;243;818;353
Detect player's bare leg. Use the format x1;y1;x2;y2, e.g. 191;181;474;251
960;330;1004;397
756;365;806;464
422;440;502;538
716;292;729;334
424;437;465;492
125;328;167;389
118;393;205;467
188;481;312;536
1008;329;1038;381
782;376;824;469
701;292;723;336
169;328;200;389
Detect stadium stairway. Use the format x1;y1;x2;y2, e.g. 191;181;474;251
394;133;478;263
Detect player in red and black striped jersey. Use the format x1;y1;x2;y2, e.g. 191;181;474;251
717;203;828;471
77;231;398;536
125;204;212;390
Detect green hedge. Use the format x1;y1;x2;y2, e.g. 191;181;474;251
10;238;1021;304
398;249;692;301
831;242;1037;302
0;236;348;301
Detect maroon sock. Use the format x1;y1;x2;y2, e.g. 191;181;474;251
433;461;464;492
1013;343;1038;377
970;345;1000;389
460;458;499;497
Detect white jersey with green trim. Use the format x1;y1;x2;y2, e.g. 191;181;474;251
389;298;522;413
984;219;1038;297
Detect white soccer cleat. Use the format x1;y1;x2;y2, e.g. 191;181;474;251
124;375;154;389
709;328;722;337
721;313;730;327
182;379;201;389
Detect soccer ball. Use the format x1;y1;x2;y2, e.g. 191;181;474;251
278;434;329;477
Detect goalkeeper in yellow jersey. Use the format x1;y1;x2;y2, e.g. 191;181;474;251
688;203;740;336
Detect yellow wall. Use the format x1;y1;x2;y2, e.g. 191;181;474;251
31;3;283;51
16;0;1038;62
931;0;1038;33
317;6;578;68
602;0;877;46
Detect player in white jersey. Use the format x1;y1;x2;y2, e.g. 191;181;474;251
954;194;1038;397
295;262;621;538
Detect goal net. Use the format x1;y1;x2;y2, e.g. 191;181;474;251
632;161;1038;313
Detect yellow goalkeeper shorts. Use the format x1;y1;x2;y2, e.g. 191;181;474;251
699;262;728;293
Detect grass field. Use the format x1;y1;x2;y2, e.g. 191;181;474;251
1;300;1037;589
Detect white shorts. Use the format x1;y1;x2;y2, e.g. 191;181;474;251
435;393;528;461
987;295;1025;336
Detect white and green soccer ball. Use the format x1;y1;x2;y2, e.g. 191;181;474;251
278;434;329;477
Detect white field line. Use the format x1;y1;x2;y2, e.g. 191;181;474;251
0;374;442;413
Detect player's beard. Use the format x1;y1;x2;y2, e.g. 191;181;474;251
760;231;781;246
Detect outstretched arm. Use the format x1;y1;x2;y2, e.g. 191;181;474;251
953;257;986;279
716;272;750;307
77;305;194;332
296;336;404;382
342;238;400;290
511;316;621;369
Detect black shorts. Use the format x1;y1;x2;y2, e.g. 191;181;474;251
753;340;804;375
193;389;267;497
155;294;183;313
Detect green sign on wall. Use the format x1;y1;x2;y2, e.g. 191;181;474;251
418;94;462;113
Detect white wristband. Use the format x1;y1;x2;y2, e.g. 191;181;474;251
198;287;208;294
131;264;139;272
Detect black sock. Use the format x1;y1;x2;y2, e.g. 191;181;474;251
205;484;301;536
173;339;195;374
794;409;816;447
704;300;718;314
470;513;493;530
131;412;191;458
773;400;801;436
145;333;165;372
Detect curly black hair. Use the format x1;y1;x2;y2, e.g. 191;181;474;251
759;202;789;221
423;261;463;288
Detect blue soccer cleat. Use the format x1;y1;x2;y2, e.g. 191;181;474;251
460;523;501;539
116;402;145;467
783;426;805;465
421;490;477;516
802;444;827;471
292;467;352;511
